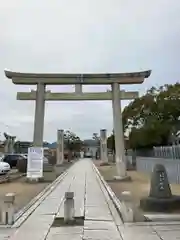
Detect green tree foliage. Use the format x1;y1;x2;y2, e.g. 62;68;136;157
123;83;180;149
107;83;180;149
64;130;83;152
92;133;100;142
107;131;115;152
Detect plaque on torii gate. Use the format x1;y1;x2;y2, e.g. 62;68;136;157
5;69;151;180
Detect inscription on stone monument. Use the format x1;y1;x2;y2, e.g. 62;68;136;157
159;171;165;191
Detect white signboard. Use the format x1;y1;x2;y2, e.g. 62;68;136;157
27;147;44;179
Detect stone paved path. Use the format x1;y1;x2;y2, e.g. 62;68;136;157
1;159;180;239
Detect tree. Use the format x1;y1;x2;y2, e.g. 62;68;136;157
64;130;83;152
92;133;99;140
123;83;180;149
92;133;100;144
107;131;115;152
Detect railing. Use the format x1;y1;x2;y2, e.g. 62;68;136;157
136;157;180;184
126;145;180;160
125;146;180;183
153;145;180;159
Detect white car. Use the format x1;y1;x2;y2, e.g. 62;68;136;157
0;162;10;175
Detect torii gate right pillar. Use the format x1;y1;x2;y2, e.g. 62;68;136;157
112;83;128;180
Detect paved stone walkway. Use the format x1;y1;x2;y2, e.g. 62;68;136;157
1;159;180;239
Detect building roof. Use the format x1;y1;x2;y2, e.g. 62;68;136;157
83;139;99;146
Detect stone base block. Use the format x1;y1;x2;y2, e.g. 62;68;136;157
113;175;131;182
43;164;54;172
55;163;64;167
126;163;136;171
99;162;110;166
140;195;180;212
26;177;42;183
44;172;57;182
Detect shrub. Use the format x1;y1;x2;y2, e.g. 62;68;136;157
17;158;27;173
48;155;56;165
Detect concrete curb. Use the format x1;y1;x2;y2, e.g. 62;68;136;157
10;171;68;228
0;163;74;228
12;168;71;227
92;163;124;224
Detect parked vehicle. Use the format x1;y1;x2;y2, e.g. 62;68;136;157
2;154;27;168
0;162;10;175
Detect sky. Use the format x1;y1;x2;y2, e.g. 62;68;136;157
0;0;180;142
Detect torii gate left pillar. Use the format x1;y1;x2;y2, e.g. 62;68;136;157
33;83;46;147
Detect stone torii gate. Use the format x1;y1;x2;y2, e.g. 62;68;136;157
5;70;151;180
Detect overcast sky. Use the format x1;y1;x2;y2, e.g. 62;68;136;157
0;0;180;142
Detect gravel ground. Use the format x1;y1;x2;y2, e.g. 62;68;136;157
0;179;48;213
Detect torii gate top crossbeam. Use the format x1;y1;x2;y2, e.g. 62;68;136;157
4;70;151;85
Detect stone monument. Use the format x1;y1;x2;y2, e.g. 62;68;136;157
140;164;180;212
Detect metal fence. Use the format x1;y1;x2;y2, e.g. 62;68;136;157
127;145;180;159
153;145;180;159
127;146;180;183
136;157;180;184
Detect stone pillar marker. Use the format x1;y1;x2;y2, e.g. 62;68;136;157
64;192;75;224
56;129;64;165
33;83;46;147
1;193;15;225
112;83;129;180
80;151;84;158
100;129;108;163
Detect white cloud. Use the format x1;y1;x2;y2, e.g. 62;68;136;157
0;0;180;141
